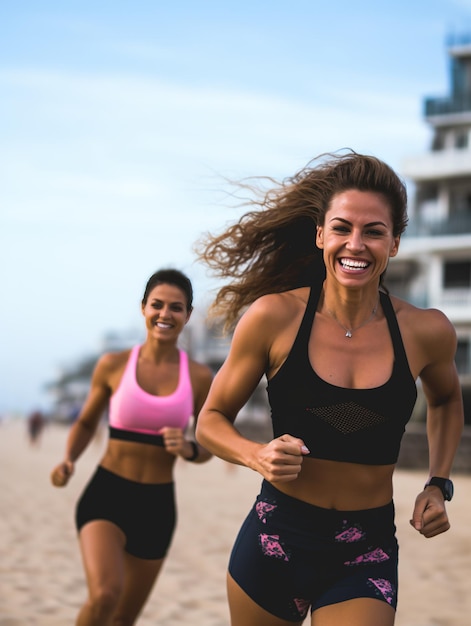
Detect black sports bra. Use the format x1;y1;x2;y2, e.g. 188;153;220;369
266;284;417;465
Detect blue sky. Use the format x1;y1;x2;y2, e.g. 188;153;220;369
1;0;471;414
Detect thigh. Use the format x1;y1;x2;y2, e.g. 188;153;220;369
124;481;176;559
228;495;311;622
228;573;305;626
79;520;127;595
113;552;165;624
77;466;176;561
311;597;395;626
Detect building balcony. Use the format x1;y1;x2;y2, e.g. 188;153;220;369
404;211;471;237
424;95;471;118
402;150;471;181
439;288;471;309
387;287;429;309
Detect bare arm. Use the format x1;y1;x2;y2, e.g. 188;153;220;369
196;296;309;482
161;361;214;463
187;362;214;463
410;310;464;537
50;353;114;487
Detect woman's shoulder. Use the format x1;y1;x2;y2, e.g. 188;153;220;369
96;348;133;373
390;295;457;356
246;287;310;324
227;287;310;356
85;348;133;390
187;358;213;402
188;357;213;383
390;295;454;331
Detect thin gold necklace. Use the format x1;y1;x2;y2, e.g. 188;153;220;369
326;300;379;338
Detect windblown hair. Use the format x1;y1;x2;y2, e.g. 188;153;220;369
195;150;408;330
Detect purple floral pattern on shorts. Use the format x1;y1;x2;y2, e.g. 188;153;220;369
344;547;390;566
335;523;366;543
293;597;310;618
259;533;290;562
368;577;395;605
255;501;277;524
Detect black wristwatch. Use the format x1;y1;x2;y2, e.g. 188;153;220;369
424;477;454;501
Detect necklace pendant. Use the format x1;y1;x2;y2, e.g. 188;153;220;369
345;330;352;338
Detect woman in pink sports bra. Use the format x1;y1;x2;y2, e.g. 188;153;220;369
50;268;213;626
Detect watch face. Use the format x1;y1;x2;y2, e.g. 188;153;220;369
444;479;454;501
427;477;454;501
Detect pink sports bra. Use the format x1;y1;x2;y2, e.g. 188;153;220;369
108;345;194;446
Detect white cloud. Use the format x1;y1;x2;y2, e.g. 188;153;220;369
2;65;429;238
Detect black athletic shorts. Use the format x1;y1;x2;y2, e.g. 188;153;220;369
229;480;398;622
76;465;176;560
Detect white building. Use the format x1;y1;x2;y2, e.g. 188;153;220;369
390;34;471;427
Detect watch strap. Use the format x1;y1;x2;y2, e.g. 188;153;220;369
424;477;454;501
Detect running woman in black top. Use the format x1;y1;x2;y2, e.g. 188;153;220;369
195;151;464;626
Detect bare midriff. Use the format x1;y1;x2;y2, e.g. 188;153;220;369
272;456;395;510
99;439;176;484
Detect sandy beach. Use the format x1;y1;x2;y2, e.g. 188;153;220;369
0;419;470;626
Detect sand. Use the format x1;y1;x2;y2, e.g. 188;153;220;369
0;419;470;626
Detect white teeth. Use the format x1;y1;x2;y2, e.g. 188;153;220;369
340;259;368;269
156;322;172;328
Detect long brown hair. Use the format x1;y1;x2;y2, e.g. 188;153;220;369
195;150;408;330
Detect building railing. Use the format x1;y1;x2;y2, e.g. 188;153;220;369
404;211;471;236
439;289;471;307
385;287;429;309
424;94;471;117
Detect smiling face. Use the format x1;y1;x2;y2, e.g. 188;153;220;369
141;283;192;342
316;189;400;288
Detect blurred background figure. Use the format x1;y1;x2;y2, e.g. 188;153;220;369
27;409;46;447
